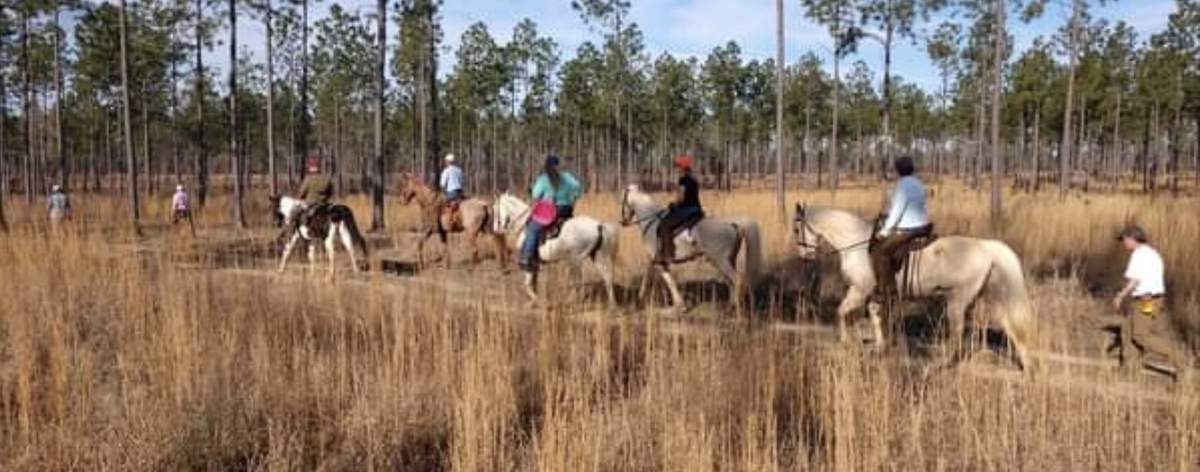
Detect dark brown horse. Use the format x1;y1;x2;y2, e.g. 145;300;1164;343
397;175;508;268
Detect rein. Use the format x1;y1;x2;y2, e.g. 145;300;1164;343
620;188;667;236
794;214;872;255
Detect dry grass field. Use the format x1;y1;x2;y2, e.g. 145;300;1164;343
0;179;1197;470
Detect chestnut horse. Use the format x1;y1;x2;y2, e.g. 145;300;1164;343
397;176;508;268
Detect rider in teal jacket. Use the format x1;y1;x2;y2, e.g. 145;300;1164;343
520;155;583;270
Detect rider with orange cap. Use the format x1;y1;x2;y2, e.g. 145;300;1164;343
655;155;705;266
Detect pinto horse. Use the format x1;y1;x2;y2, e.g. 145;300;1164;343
270;195;370;279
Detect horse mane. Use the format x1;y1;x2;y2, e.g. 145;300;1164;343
803;206;873;248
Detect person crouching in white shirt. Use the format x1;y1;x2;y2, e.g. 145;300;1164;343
1113;225;1191;384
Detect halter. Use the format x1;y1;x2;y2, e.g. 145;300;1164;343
793;207;872;256
620;187;667;235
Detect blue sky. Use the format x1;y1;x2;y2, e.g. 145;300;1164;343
96;0;1179;93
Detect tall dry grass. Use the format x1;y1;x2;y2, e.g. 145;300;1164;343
0;181;1197;470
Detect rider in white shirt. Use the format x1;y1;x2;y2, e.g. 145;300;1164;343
1112;225;1190;383
439;153;465;203
871;156;933;300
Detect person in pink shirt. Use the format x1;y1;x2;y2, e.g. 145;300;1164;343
171;185;196;236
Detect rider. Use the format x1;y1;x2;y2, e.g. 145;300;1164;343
654;154;705;266
440;153;465;204
171;184;196;234
519;155;583;271
284;157;334;236
870;155;932;298
47;184;71;228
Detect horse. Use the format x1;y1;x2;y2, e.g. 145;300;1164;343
269;195;370;279
397;176;508;269
492;193;619;307
619;185;763;314
791;204;1036;369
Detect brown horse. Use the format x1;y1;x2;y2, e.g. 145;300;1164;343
397;176;508;268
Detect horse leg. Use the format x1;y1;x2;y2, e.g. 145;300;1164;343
944;295;973;367
588;257;617;308
492;234;510;273
339;224;361;273
638;267;656;305
658;267;686;313
867;301;885;345
416;229;433;269
439;230;451;269
708;252;742;315
278;233;301;273
467;229;481;266
835;286;870;343
307;242;318;274
325;232;337;281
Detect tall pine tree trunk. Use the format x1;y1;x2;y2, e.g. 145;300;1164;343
371;0;386;230
54;1;67;190
196;0;209;206
119;0;141;228
22;8;33;204
266;0;278;195
230;0;244;227
1059;0;1080;198
989;0;1004;228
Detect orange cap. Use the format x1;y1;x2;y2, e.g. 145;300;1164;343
674;154;694;170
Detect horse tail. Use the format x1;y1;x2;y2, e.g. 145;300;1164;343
982;240;1037;367
738;220;764;289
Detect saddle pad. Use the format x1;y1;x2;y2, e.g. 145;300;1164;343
530;200;558;226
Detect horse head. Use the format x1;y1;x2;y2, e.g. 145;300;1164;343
397;176;420;205
792;202;820;259
619;184;645;226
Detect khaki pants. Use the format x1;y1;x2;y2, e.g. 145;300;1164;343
870;228;929;298
1121;297;1191;377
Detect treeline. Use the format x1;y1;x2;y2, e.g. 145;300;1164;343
0;0;1197;228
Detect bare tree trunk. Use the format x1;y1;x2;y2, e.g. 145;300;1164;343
141;92;152;195
229;0;244;227
195;0;209;206
1033;103;1041;192
371;0;386;230
171;23;181;185
775;0;785;218
119;0;141;229
830;42;841;192
297;0;311;180
265;0;278;195
1059;0;1080;198
1113;93;1122;190
54;1;67;190
989;0;1004;228
22;8;33;203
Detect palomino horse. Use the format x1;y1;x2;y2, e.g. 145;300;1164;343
792;204;1036;369
397;176;507;268
270;195;370;278
620;185;763;314
492;193;619;306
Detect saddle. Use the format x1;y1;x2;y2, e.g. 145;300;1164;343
870;223;937;299
541;217;570;242
300;205;333;239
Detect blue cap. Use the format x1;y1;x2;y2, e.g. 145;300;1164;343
545;155;561;167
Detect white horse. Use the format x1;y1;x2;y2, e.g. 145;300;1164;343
792;204;1036;369
492;193;619;306
270;195;369;279
619;185;763;314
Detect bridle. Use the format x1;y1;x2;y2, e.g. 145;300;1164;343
620;187;667;234
793;206;872;256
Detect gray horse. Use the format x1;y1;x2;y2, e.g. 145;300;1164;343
792;204;1036;369
620;185;763;313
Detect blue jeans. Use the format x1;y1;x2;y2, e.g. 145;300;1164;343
445;189;463;202
520;205;573;267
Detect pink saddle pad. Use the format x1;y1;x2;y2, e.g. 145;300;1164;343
530;200;558;226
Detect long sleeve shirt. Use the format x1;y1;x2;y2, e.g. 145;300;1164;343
531;172;583;206
880;175;930;233
48;192;70;219
440;165;464;193
172;191;190;211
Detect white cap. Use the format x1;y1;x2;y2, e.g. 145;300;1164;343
176;185;184;191
52;184;62;191
444;153;456;163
